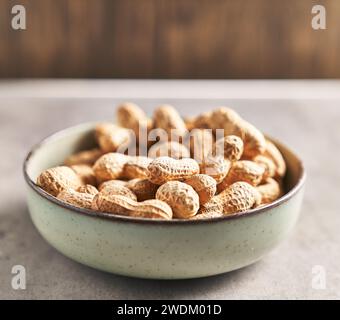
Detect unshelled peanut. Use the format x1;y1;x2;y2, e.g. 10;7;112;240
257;178;282;204
214;135;244;162
116;102;152;140
217;182;261;215
156;181;200;218
153;105;187;140
123;156;152;179
93;153;130;182
218;160;264;192
37;166;83;197
199;156;231;183
92;194;172;220
95;123;131;153
57;188;95;209
126;178;159;201
147;156;199;185
184;174;216;205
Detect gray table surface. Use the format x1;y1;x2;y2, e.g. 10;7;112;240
0;80;339;299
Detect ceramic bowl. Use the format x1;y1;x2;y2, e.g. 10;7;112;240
23;122;306;279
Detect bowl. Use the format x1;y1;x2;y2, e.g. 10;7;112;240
23;122;306;279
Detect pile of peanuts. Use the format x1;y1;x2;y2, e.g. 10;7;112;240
36;103;286;220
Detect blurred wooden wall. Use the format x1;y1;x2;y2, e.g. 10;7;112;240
0;0;339;78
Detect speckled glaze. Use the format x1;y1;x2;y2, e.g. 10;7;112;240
24;123;306;279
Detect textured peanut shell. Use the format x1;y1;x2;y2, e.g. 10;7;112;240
253;154;276;180
147;157;199;185
37;166;83;197
93;153;130;183
116;102;151;139
156;181;200;218
214;135;244;162
199;156;231;183
184;174;217;205
257;178;282;204
70;164;97;186
148;141;190;159
217;182;260;215
188;129;214;163
57;189;95;209
209;107;266;158
153;105;187;139
99;184;137;201
264;140;287;178
190;196;224;219
95;123;131;153
123;156;152;179
64;148;103;166
218;160;265;191
126;178;159;201
77;184;99;195
92;194;172;220
98;179;128;191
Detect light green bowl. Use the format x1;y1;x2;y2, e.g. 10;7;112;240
23;123;306;279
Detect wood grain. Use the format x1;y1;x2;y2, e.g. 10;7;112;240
0;0;339;78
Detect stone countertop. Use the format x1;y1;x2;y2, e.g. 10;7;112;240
0;80;339;299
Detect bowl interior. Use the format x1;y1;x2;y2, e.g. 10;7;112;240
25;122;305;217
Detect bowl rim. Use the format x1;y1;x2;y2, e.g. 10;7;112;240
23;122;306;225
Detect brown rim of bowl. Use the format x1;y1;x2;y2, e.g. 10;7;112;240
23;123;306;225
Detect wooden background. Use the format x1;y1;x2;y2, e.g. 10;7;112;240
0;0;339;78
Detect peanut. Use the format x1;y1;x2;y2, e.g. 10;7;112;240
214;135;244;162
264;139;287;178
196;107;266;158
147;156;199;185
199;156;231;183
257;178;282;204
77;184;99;195
148;141;190;159
153;105;187;140
93;153;130;183
37;166;83;196
99;184;137;201
116;102;151;140
218;160;264;192
98;179;128;191
217;182;261;215
92;194;172;220
123;156;152;179
70;164;97;186
253;155;276;180
190;198;224;220
184;174;216;205
57;188;95;209
126;178;159;201
95;123;131;153
64;148;103;166
156;181;200;218
188;129;214;163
